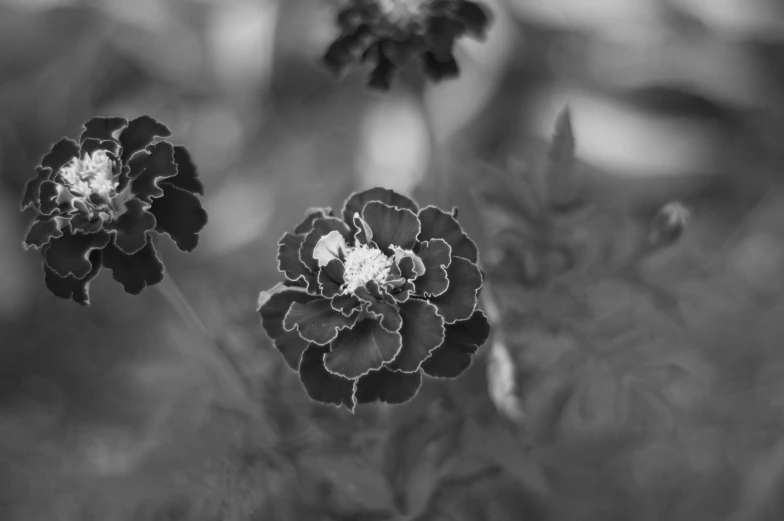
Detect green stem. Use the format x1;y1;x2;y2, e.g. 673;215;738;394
156;272;257;416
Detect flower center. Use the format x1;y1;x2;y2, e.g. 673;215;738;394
342;244;393;295
378;0;426;23
59;149;118;199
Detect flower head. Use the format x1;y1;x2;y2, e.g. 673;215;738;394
21;116;208;305
258;187;490;411
323;0;492;89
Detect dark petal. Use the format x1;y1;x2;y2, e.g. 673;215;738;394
38;181;62;215
102;238;165;295
258;283;319;370
454;1;491;38
429;256;483;323
44;229;111;279
80;116;128;143
386;299;445;372
294;207;334;235
417;206;478;263
80;137;120;158
414;239;451;297
68;213;104;234
362;201;420;254
278;232;315;284
167;146;204;195
421;310;490;378
397;256;417;281
104;199;156;255
43;248;103;306
342;187;418;231
331;293;362;316
324;318;402;379
149;184;207;253
299;217;352;272
354;281;402;332
355;367;422;405
389;281;414;303
421;51;460;82
318;259;345;298
283;298;359;345
323;35;357;77
352;213;374;245
21;167;53;211
39;138;80;179
127;141;178;203
119;115;172;164
299;345;356;411
24;216;64;250
368;49;396;90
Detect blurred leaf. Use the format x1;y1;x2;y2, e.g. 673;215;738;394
301;453;396;517
462;419;548;494
543;106;578;211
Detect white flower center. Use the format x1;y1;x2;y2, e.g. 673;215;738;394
378;0;426;23
342;244;393;295
59;149;118;198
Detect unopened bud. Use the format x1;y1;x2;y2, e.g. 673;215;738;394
649;201;690;248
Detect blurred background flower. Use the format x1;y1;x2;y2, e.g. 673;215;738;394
3;0;784;520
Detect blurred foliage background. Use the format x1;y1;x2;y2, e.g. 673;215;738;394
4;0;784;520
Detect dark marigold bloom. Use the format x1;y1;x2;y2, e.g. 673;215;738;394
324;0;492;89
21;116;207;305
258;187;490;411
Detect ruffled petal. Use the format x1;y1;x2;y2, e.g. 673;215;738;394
119;115;172;163
355;368;422;405
21;167;54;211
324;318;402;379
258;284;319;370
80;137;120;158
104;199;156;255
127;141;178;203
414;239;451;297
148;183;207;253
385;299;445;372
418;206;478;263
294;207;334;235
421;310;489;378
39;138;80;181
331;293;362;316
168;146;204;195
299;344;356;411
283;298;359;345
277;232;315;284
43;248;103;306
362;201;420;254
354;280;402;332
299;217;352;272
101;238;165;294
318;259;345;298
80;117;128;144
312;230;348;267
342;187;418;236
24;216;65;250
429;256;482;323
44;229;111;279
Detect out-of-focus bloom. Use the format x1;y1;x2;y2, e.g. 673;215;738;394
258;187;489;411
324;0;492;89
21;116;207;305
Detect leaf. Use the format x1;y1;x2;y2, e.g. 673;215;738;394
462;420;548;494
544;106;576;211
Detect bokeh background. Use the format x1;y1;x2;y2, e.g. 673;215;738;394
3;0;784;520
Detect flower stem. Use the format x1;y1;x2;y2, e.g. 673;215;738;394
156;272;257;416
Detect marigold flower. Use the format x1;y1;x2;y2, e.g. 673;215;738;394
21;116;207;305
258;187;490;410
323;0;492;89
